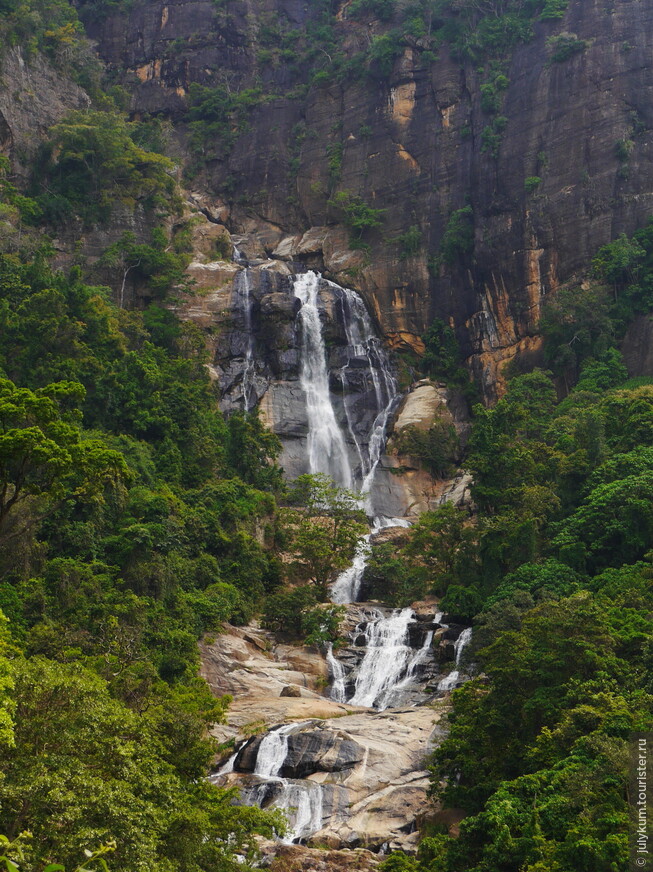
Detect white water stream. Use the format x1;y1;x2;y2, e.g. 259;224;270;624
246;722;327;843
436;626;473;693
254;724;296;779
325;642;347;703
347;608;435;710
236;269;256;411
230;269;472;844
337;286;399;506
293;271;353;489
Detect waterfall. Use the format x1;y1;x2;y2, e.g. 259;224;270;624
209;750;238;781
331;515;410;605
278;782;325;844
436;627;472;694
293;272;353;489
389;628;435;700
348;608;420;710
336;287;399;505
244;722;327;844
330;527;374;605
254;723;295;779
236;269;255;411
454;627;472;666
325;643;347;703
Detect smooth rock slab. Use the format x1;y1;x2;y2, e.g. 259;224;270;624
264;842;380;872
235;728;365;777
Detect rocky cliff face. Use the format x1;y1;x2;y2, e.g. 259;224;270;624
0;46;90;178
176;262;471;517
82;0;653;397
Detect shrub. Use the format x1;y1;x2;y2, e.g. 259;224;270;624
547;32;587;63
438;206;474;266
539;0;568;18
33;111;177;228
328;190;386;241
396;225;422;259
393;420;459;477
524;176;542;193
348;0;395;22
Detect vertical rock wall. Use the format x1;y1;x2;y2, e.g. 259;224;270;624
85;0;653;397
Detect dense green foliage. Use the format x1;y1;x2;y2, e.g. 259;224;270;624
0;248;291;869
392;420;459;478
375;222;653;871
185;85;273;164
0;0;100;88
436;206;475;267
32;111;179;228
328;190;386;247
278;474;367;600
2;1;648;867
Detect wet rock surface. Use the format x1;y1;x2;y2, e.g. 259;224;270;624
235;730;365;778
178;263;472;518
202;616;450;853
263;842;381;872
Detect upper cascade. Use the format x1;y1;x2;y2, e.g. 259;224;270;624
292;270;399;502
293;271;354;489
215;267;404;517
236;268;256;413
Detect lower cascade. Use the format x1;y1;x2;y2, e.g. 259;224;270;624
347;608;432;710
242;724;330;844
436;626;473;694
211;264;473;851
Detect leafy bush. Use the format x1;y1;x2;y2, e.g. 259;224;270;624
396;224;422;259
539;0;568;18
615;138;635;163
393;420;459;477
348;0;395;22
328;190;386;242
421;319;470;392
547;31;587;63
185;85;270;162
33;111;178;228
437;206;474;266
0;0;100;84
367;30;404;78
261;585;344;644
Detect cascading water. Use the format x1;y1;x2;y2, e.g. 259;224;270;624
277;782;325;844
293;272;353;489
236;269;256;411
436;626;473;694
254;723;295;779
336;286;400;505
242;722;328;844
330;528;374;606
331;516;410;605
347;608;420;710
229;268;451;846
292;274;433;712
325;643;347;704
